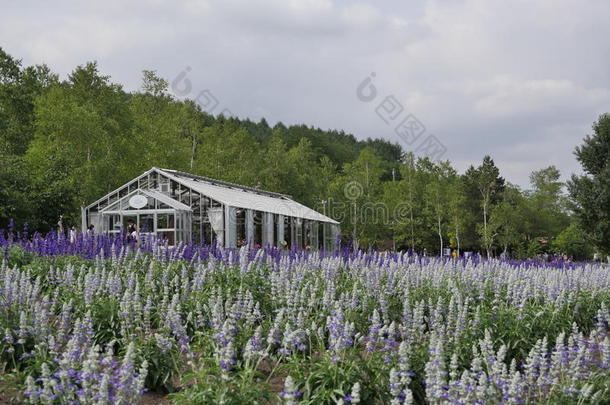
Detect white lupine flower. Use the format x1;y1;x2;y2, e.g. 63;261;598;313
350;382;361;404
17;310;28;344
282;376;299;405
424;334;447;404
267;309;285;347
97;373;112;405
389;368;401;400
24;376;39;403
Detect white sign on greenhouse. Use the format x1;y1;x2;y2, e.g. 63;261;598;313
82;167;340;248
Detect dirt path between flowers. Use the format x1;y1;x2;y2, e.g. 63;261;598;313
138;392;171;405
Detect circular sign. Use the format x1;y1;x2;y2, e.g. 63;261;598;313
129;195;147;209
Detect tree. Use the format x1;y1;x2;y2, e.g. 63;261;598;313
526;166;569;239
141;70;169;98
401;153;418;250
447;177;467;255
0;48;58;229
424;161;456;255
0;154;32;229
130;70;191;173
194;118;261;186
568;114;610;255
5;46;587;254
283;138;320;206
552;224;594;261
489;184;526;256
259;135;291;193
0;48;28;154
25;62;132;229
330;148;386;250
463;156;505;257
177;100;211;171
383;152;420;251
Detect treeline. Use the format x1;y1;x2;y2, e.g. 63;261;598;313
0;48;598;258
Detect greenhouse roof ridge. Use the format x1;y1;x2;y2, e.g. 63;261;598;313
156;168;292;200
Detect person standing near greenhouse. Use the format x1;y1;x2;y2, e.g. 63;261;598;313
127;219;139;245
57;214;64;236
69;226;76;243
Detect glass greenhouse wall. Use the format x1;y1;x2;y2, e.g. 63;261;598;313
83;168;340;248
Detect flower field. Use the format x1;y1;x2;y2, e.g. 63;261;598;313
2;234;610;404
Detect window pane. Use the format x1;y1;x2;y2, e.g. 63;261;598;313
236;209;246;245
157;213;175;229
283;217;292;249
108;214;121;233
139;214;154;233
158;231;175;245
253;211;262;247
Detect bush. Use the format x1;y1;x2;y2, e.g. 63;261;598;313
0;246;35;268
552;224;594;260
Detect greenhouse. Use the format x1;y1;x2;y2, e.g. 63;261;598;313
82;167;340;248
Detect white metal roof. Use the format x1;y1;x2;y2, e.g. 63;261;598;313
100;188;192;212
158;168;339;224
143;189;192;211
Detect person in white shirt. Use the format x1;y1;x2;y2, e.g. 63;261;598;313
69;226;76;243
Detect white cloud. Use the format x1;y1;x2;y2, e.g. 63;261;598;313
473;77;610;119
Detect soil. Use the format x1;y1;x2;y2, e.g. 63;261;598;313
138;392;171;405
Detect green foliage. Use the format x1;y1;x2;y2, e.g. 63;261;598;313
463;156;506;257
552;223;594;260
328;148;388;249
0;155;33;229
423;160;456;255
135;337;182;392
526;238;550;258
527;166;570;237
288;353;389;404
490;184;526;255
168;352;275;404
0;246;35;268
568;113;610;255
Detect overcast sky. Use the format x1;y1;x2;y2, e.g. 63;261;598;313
2;0;609;187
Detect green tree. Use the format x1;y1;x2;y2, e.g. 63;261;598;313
129;70;191;173
447;176;467;255
424;161;456;255
330;148;386;250
259;135;292;193
0;48;58;155
0;48;58;228
552;224;594;261
489;184;526;256
568;114;610;255
383;152;422;251
0;155;32;228
284;138;321;206
25;62;132;229
177;100;212;171
463;156;505;257
194;118;261;186
526;166;569;239
400;153;419;250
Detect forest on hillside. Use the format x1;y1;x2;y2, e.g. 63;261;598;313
0;47;606;259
